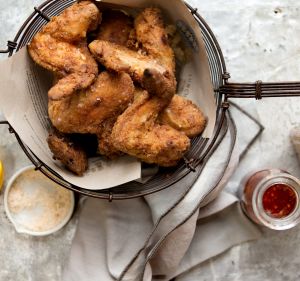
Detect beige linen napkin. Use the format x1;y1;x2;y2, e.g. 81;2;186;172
62;110;262;281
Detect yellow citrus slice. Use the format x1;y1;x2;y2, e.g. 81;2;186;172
0;160;3;191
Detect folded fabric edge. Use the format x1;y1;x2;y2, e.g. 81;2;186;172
118;115;233;280
169;202;262;280
197;191;238;219
126;114;238;280
149;192;239;279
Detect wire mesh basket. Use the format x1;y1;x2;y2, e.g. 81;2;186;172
1;0;299;200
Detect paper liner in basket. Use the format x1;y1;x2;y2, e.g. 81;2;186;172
0;0;216;190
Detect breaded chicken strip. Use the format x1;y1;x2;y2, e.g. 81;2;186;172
135;8;175;75
112;69;190;167
159;95;206;138
96;10;133;46
47;130;88;176
28;1;101;100
48;71;134;134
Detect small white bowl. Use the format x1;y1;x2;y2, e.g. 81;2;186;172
4;165;75;236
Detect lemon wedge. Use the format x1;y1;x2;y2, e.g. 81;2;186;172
0;161;3;191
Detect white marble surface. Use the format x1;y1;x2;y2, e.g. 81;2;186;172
0;0;300;280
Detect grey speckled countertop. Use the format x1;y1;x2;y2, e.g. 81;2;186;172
1;1;300;280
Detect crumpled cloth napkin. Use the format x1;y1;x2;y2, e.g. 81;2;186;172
62;109;262;281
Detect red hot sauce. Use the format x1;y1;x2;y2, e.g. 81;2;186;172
240;169;300;230
262;184;297;218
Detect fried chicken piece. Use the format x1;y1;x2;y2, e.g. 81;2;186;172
97;118;123;158
159;95;206;138
135;8;175;75
93;10;135;158
89;40;170;85
89;7;176;93
28;1;101;100
134;89;206;138
47;131;88;176
48;71;134;134
96;10;133;46
134;8;206;138
111;69;190;167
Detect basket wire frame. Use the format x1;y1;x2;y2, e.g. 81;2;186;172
0;0;260;200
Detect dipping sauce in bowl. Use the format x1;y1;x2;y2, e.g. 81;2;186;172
240;169;300;230
4;166;74;236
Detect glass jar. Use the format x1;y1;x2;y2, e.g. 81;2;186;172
240;169;300;230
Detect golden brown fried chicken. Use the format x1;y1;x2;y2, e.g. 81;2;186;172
133;89;206;138
159;95;206;138
135;8;175;75
111;69;190;167
134;8;206;138
93;10;135;158
48;71;134;134
96;10;133;46
89;7;176;95
47;130;88;176
96;118;123;158
28;1;101;100
89;40;171;85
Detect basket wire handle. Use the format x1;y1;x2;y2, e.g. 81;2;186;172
0;40;17;54
220;72;300;99
0;6;49;54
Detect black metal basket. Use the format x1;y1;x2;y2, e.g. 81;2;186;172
1;0;299;200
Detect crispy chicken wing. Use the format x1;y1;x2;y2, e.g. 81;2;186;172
91;8;175;78
88;7;176;98
96;10;133;46
28;1;101;100
48;71;134;134
135;8;206;138
112;69;190;167
159;95;206;138
135;8;175;75
47;130;88;176
133;89;206;138
89;40;171;85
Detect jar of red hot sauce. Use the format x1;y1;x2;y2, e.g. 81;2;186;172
240;169;300;230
